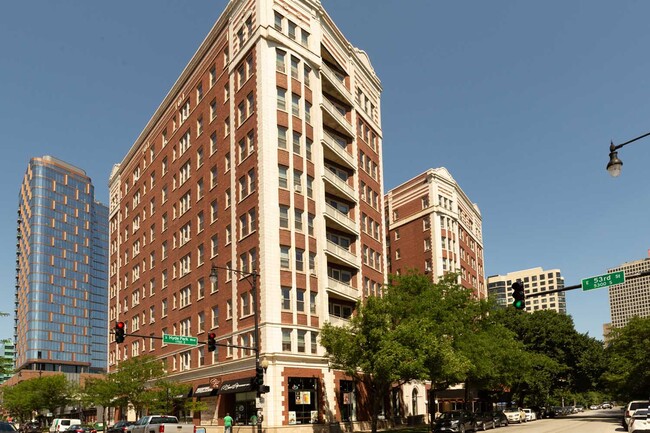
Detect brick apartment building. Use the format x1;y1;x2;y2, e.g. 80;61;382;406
108;0;386;430
385;168;486;298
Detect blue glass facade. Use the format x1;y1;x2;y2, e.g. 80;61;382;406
15;156;108;373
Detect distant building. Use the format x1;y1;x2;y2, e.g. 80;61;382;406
385;168;486;297
608;257;650;329
15;156;108;377
0;342;15;384
487;267;566;314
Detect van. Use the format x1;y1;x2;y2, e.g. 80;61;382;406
49;419;81;433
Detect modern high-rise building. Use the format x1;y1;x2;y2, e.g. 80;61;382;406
608;257;650;329
487;267;566;314
15;156;109;376
385;168;486;297
0;341;15;384
108;0;385;429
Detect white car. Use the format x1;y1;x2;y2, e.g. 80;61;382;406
522;409;536;421
624;401;650;429
503;408;522;423
629;408;650;433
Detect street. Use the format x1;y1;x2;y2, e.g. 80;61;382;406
491;409;623;433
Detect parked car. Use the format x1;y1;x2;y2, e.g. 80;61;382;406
474;412;495;431
50;420;81;433
502;408;522;423
522;408;536;421
433;411;477;433
20;423;40;433
629;408;650;433
64;426;96;433
491;411;508;427
0;422;17;432
623;401;650;429
105;422;134;433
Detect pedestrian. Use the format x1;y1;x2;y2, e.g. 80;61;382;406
223;413;233;433
250;413;257;426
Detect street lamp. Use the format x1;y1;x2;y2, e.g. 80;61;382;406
606;131;650;177
209;264;263;433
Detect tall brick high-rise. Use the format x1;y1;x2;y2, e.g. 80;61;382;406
385;168;486;297
108;0;385;429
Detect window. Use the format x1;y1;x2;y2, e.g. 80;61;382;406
295;248;304;272
280;246;290;269
310;292;317;314
279;205;289;229
297;330;306;353
210;200;218;222
277;87;286;110
274;11;283;31
305;101;312;124
180;286;191;308
293;170;302;191
210;99;217;121
304;65;311;87
308;214;314;236
297;289;305;312
290;56;299;79
197;278;205;299
281;287;291;310
278;165;288;188
291;93;300;117
211;234;218;257
196;83;204;101
282;329;292;351
210;132;217;154
310;331;318;353
301;30;310;47
211;306;219;328
294;208;303;231
288;21;297;40
292;131;301;155
278;126;288;149
276;49;286;73
209;65;216;87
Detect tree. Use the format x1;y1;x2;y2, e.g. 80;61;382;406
83;376;120;425
110;355;166;418
603;316;650;401
1;375;72;422
320;293;419;433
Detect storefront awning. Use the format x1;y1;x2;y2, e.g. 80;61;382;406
217;378;254;394
173;388;193;399
194;384;218;398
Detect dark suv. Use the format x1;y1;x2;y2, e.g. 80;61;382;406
434;411;477;433
105;422;134;433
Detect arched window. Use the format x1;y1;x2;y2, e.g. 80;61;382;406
412;388;419;416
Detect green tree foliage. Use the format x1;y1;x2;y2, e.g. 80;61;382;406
2;375;71;421
603;316;650;401
320;293;417;433
108;355;166;418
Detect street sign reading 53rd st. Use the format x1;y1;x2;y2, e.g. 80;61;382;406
581;271;625;291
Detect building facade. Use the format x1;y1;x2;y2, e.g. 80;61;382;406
385;168;486;297
108;0;385;430
608;257;650;329
0;342;15;384
15;156;108;376
487;267;566;314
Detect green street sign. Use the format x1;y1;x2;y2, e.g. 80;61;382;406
581;271;625;291
162;334;198;346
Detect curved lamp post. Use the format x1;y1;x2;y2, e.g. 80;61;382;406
607;131;650;177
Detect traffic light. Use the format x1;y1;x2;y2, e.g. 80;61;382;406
207;332;217;352
251;365;264;391
115;321;126;343
511;281;525;310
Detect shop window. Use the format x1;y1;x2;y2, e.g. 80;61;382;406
288;377;319;424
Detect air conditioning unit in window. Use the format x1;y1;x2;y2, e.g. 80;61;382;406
295;185;303;193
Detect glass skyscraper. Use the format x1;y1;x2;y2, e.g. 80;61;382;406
15;156;108;375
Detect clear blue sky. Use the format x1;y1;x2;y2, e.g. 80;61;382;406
2;1;650;341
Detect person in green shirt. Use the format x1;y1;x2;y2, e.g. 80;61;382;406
223;413;233;433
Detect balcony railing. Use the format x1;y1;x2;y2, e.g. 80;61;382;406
325;240;359;269
327;277;359;302
324;203;358;235
322;97;354;136
323;170;356;201
322;131;355;169
327;315;350;327
321;63;353;104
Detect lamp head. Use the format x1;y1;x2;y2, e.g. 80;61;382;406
607;145;623;177
209;265;218;284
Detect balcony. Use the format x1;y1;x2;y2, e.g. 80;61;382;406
324;203;358;236
327;315;351;328
322;97;354;137
324;240;359;269
323;170;356;202
322;131;355;170
327;277;359;302
321;63;353;105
